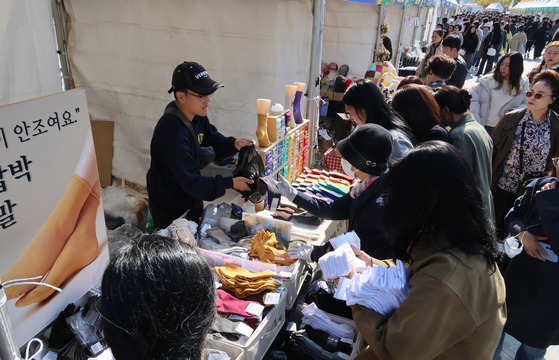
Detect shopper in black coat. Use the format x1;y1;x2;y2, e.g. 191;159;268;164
477;23;503;76
534;21;550;58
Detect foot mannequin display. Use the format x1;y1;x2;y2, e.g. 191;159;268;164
293;82;306;124
285;85;297;129
256;99;271;147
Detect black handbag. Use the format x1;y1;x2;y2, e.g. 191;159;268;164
165;107;216;169
233;145;265;203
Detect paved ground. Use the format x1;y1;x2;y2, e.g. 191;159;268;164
464;54;559;360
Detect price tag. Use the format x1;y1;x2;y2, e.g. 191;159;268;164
264;292;281;305
245;302;265;316
209;354;230;360
236;321;255;338
43;352;58;360
340;337;354;345
336;352;350;360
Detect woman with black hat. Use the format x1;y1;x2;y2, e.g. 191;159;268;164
277;123;394;261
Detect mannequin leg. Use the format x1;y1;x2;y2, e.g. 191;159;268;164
15;192;100;306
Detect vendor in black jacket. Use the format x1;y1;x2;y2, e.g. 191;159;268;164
147;62;254;229
277;124;393;260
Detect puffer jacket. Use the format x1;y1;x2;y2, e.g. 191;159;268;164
469;74;528;126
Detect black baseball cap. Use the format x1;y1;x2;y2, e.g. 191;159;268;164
168;61;224;95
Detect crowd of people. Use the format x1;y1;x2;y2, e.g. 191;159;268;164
98;11;559;360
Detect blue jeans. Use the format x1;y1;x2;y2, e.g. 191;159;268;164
493;332;547;360
471;56;481;67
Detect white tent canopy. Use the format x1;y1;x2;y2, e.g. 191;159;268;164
485;2;505;11
4;0;434;188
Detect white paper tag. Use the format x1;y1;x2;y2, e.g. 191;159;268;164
264;292;281;305
236;322;255;338
278;270;293;279
208;354;230;360
90;342;104;355
336;352;350;360
245;302;265;316
228;314;246;321
340;337;354;345
43;351;58;360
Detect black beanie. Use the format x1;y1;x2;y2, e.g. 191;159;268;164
337;123;392;176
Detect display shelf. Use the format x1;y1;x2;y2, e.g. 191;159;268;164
256;119;310;183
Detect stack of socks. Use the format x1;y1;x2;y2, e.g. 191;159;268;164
249;230;296;266
329;231;361;251
301;302;355;339
334;260;409;316
291;168;354;203
217;289;263;328
317;243;366;280
214;263;279;298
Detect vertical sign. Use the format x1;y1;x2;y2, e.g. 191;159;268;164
0;89;109;345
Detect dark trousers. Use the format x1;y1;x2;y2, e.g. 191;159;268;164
534;41;546;58
477;54;496;75
526;40;534;54
464;53;474;69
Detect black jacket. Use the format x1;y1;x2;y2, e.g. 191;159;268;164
503;178;559;348
147;101;237;227
294;174;391;259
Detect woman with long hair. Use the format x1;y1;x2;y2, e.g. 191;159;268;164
391;84;449;143
416;29;445;81
349;141;505;359
470;52;528;132
343;79;413;162
491;70;559;240
462;24;479;69
476;22;503;76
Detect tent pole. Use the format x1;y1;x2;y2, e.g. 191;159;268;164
394;5;409;73
307;0;325;169
375;4;389;63
51;0;71;91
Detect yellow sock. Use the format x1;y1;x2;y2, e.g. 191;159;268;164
15;193;100;307
1;174;91;300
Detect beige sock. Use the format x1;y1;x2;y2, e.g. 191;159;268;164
15;192;100;307
1;174;91;300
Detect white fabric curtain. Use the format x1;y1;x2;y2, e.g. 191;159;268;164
64;0;314;185
0;0;62;107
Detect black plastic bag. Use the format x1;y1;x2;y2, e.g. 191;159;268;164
233;145;265;203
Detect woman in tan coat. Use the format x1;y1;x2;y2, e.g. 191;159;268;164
347;141;506;360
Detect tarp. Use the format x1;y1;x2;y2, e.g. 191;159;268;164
0;1;63;106
64;0;314;185
513;0;559;10
485;2;505;11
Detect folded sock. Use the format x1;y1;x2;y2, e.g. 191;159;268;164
301;303;355;339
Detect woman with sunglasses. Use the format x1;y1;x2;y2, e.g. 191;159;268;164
492;151;559;360
470;52;528;134
491;70;559;242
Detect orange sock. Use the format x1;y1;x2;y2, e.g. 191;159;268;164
1;174;91;300
15;192;100;307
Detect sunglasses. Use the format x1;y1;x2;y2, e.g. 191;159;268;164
553;157;559;168
526;91;551;100
186;92;212;102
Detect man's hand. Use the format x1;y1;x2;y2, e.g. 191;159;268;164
235;138;256;151
352;246;372;267
233;176;254;191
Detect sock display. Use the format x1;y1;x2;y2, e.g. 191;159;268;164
214;263;279;298
301;303;355;339
217;289;262;318
249;230;296;266
335;260;409;316
317;243;366;280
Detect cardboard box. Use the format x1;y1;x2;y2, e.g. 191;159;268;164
332;92;344;102
320;90;333;99
90;120;114;187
